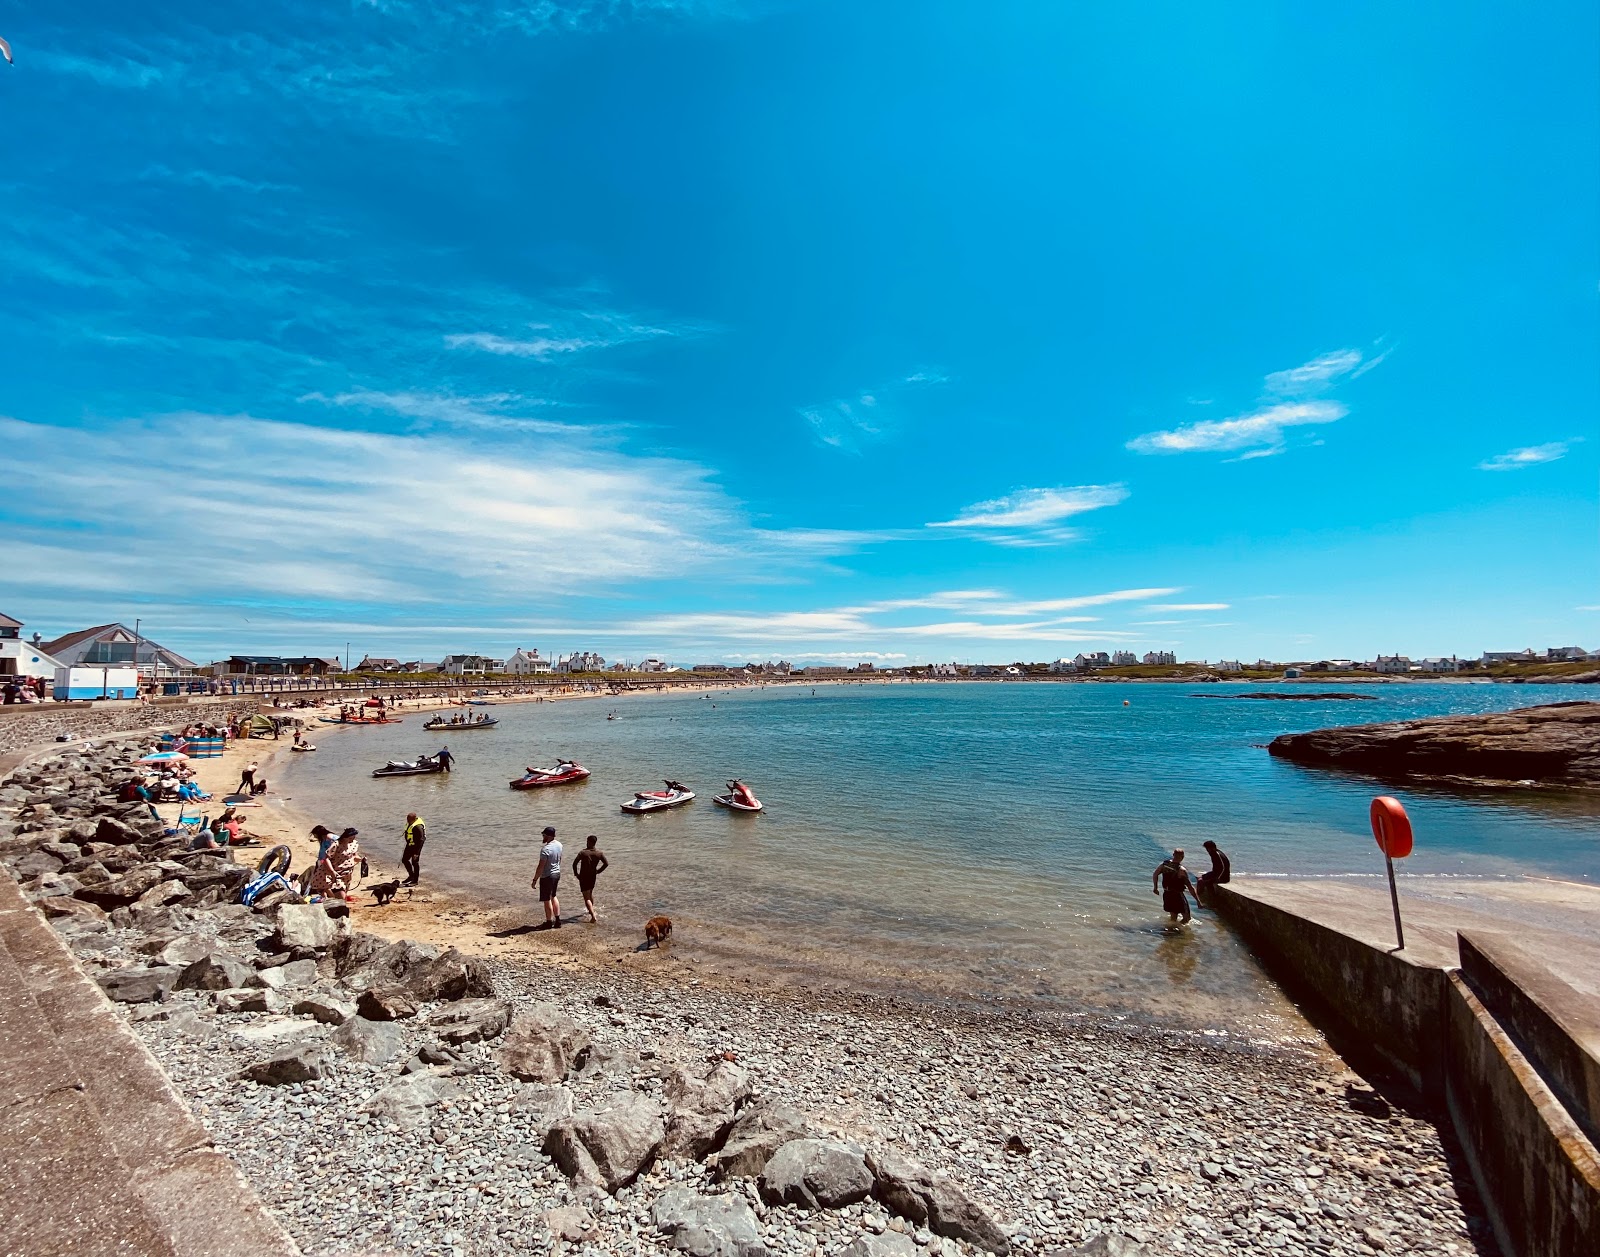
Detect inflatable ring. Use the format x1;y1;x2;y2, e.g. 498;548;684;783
1369;796;1413;859
257;844;292;876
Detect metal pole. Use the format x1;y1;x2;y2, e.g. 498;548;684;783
1385;851;1405;951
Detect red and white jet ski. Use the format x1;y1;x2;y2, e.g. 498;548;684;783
713;779;763;813
509;761;591;790
621;780;695;813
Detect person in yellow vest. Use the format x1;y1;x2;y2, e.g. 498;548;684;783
402;812;426;886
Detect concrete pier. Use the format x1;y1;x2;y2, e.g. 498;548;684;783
1213;876;1600;1257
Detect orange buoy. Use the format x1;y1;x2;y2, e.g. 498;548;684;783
1369;796;1413;859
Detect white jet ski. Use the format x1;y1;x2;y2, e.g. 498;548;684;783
621;780;695;813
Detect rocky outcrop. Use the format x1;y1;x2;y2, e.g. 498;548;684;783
758;1139;873;1210
652;1187;770;1257
1267;701;1600;789
543;1093;666;1191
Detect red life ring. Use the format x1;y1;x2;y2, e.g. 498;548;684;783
1369;796;1413;859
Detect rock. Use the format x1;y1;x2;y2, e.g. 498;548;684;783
292;992;357;1025
215;988;289;1014
662;1059;752;1160
429;996;513;1044
271;903;345;952
868;1150;1010;1254
157;935;214;966
1268;700;1600;789
759;1139;873;1211
510;1083;574;1136
176;953;255;992
93;815;142;845
35;896;108;924
330;1016;403;1065
653;1186;770;1257
1045;1238;1151;1257
96;965;180;1004
331;932;492;1001
708;1102;811;1181
840;1235;919;1257
75;865;164;910
361;1074;451;1132
36;840;82;862
356;986;418;1022
544;1093;666;1192
542;1204;598;1243
238;1042;331;1086
10;850;68;879
133;879;191;910
497;1003;591;1082
247;960;318;990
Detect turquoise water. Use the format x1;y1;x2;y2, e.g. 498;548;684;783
277;682;1600;1023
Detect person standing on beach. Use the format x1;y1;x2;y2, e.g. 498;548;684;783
401;812;426;886
1152;849;1197;925
236;759;258;796
1196;840;1231;899
532;825;562;928
572;834;609;923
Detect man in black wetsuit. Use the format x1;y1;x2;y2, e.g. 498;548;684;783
1152;849;1197;925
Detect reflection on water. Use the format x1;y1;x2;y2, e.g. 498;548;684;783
278;682;1600;1025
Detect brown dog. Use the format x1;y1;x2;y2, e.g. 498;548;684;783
644;915;673;948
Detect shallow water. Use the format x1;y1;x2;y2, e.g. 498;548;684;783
276;682;1600;1025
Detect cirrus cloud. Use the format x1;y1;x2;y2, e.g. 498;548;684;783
928;484;1130;545
1478;441;1571;472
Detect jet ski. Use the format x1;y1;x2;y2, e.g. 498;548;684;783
622;780;695;813
510;762;591;790
712;779;763;813
372;756;446;778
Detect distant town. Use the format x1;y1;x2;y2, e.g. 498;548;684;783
3;606;1594;701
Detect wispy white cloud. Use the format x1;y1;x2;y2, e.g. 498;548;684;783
1264;349;1363;396
301;389;583;435
1478;441;1571;472
799;367;948;451
1144;602;1229;612
1128;401;1345;457
927;484;1129;545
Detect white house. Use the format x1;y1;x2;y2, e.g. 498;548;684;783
1373;655;1412;674
557;652;605;673
1049;659;1077;674
1110;651;1138;666
1074;652;1111;670
928;662;959;676
40;623;195;679
1214;660;1244;673
354;656;401;673
440;654;492;676
0;613;63;680
504;648;552;675
1546;646;1590;662
1142;651;1177;666
1418;657;1464;673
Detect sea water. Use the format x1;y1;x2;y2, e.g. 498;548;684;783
276;682;1600;1025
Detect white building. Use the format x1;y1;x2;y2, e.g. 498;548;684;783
1048;659;1077;674
638;658;668;672
1482;650;1537;665
1214;660;1244;673
1418;656;1464;673
1074;652;1111;670
1110;651;1138;666
557;652;605;673
440;654;493;676
40;623;195;680
0;613;63;680
928;662;959;676
1373;655;1412;674
503;648;552;675
1142;651;1177;666
1546;646;1590;662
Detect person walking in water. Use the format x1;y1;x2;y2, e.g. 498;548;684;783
236;759;259;796
533;825;563;928
1152;849;1197;925
436;746;453;773
401;812;426;886
1196;840;1231;900
572;834;609;924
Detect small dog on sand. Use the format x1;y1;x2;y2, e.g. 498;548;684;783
644;915;673;948
369;879;404;906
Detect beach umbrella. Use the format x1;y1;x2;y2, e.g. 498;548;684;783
138;751;189;764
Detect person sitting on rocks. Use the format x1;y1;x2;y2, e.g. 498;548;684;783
1196;840;1231;900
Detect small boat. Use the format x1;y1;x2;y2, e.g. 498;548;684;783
424;716;498;730
372;757;447;778
510;762;591;790
622;781;695;814
319;715;403;726
467;699;492;706
713;779;763;813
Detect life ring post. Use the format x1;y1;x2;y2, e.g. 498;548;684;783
1369;796;1413;951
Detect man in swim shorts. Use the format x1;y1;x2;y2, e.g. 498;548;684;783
533;825;563;928
571;834;609;924
1152;849;1197;925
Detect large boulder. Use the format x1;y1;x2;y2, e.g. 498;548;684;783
356;987;418;1022
330;1016;403;1065
10;850;68;880
758;1139;872;1211
93;816;143;845
76;866;165;910
707;1102;811;1181
361;1074;453;1132
248;959;320;990
238;1042;332;1086
497;1003;591;1082
331;932;491;1001
543;1093;666;1193
867;1150;1010;1254
293;992;357;1025
653;1187;770;1257
215;988;288;1014
661;1059;753;1160
429;997;513;1045
97;965;180;1004
35;896;108;925
175;953;255;992
272;903;345;952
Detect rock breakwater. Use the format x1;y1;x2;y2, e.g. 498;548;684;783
1;736;1493;1257
1268;700;1600;790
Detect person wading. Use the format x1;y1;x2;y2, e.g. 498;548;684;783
402;812;426;886
572;834;609;924
1152;849;1198;925
533;825;563;929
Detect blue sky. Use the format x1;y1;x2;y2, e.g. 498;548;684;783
2;1;1596;665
